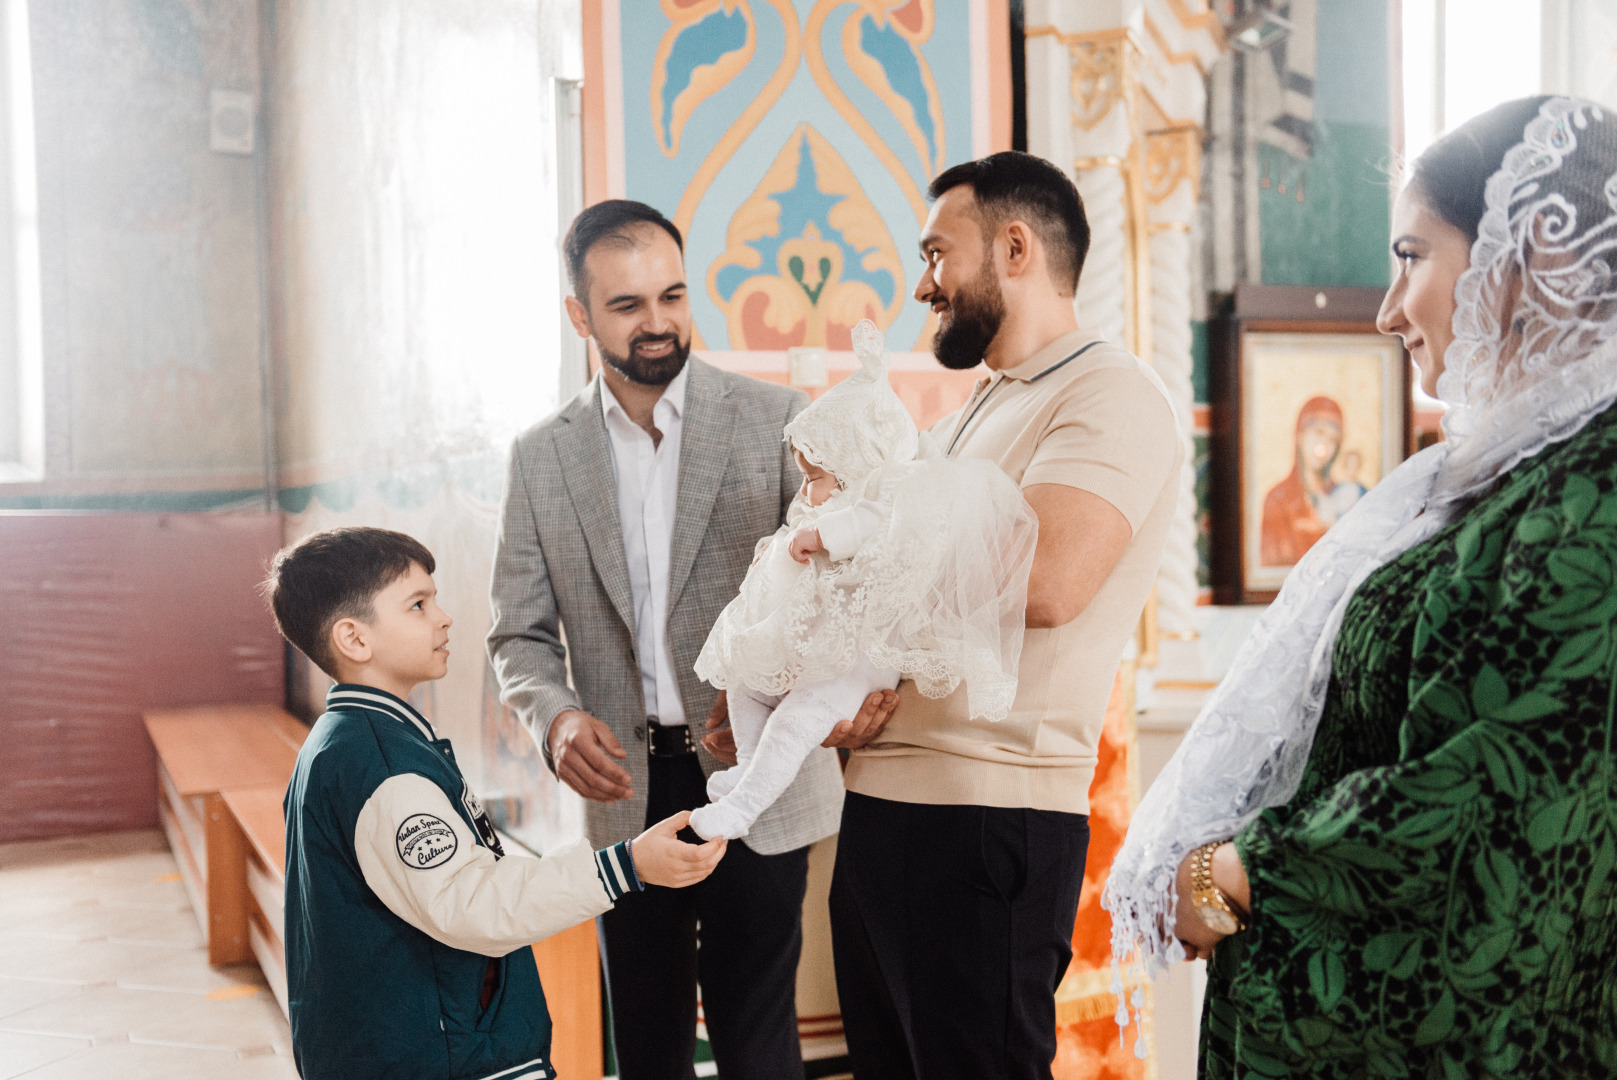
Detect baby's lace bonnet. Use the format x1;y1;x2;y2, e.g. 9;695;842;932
783;320;918;487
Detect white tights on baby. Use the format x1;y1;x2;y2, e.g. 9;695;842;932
689;659;898;842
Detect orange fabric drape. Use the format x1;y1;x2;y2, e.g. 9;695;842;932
1052;664;1150;1080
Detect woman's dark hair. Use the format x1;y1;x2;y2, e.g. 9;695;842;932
1410;96;1553;241
262;527;436;678
929;151;1091;295
563;199;684;303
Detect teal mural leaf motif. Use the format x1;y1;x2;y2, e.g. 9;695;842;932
787;254;832;304
857;15;935;165
662;8;748;135
651;2;756;158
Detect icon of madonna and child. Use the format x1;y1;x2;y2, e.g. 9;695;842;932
1259;395;1370;566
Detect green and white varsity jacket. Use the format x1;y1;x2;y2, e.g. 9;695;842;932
284;684;640;1080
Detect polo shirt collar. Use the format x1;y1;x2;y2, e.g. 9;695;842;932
996;329;1103;383
326;683;438;742
600;361;689;427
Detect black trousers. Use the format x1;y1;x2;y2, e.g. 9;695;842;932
829;791;1090;1080
598;753;809;1080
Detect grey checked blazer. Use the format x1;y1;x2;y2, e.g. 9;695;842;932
487;357;844;854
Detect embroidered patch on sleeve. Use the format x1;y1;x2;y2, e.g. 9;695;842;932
395;813;458;870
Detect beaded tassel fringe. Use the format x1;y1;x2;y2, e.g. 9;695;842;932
1110;958;1152;1060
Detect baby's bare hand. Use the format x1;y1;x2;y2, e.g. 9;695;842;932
788;528;824;564
630;812;728;888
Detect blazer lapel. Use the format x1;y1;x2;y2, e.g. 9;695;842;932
555;380;637;635
668;358;736;612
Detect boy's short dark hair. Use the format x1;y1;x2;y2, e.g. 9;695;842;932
563;199;684;303
928;152;1090;295
262;527;436;678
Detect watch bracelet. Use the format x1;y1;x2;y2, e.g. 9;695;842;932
1191;841;1245;930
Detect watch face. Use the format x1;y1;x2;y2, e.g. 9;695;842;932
1196;898;1239;936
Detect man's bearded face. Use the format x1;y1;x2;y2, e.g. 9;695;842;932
597;330;690;387
931;257;1007;371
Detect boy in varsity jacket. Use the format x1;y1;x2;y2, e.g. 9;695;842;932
265;527;727;1080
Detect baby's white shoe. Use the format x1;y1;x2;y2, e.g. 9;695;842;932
706;767;741;800
688;801;749;842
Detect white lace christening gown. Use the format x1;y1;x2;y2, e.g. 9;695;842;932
688;437;1037;842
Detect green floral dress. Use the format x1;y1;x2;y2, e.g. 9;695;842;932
1201;407;1617;1079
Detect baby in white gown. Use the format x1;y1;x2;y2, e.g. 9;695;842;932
688;320;1038;843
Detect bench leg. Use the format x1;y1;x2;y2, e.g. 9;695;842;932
533;921;603;1079
204;793;252;965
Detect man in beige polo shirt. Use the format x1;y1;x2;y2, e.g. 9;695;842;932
829;152;1181;1079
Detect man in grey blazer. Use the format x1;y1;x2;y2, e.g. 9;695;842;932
488;200;892;1079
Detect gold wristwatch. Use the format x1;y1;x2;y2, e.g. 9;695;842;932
1190;841;1245;935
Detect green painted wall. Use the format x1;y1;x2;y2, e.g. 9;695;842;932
1258;122;1393;287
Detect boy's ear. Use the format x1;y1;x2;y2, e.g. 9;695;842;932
329;617;371;666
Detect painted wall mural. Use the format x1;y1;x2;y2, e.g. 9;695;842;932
586;0;1010;353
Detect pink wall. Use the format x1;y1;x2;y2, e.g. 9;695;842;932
2;513;285;840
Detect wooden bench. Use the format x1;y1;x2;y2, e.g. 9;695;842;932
143;704;307;965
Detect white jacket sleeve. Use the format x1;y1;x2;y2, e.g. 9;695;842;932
815;500;889;562
354;772;639;957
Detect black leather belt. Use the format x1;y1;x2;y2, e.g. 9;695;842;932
646;721;695;757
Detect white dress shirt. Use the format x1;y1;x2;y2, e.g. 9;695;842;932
600;368;687;726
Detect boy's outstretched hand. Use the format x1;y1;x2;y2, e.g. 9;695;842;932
630;811;727;888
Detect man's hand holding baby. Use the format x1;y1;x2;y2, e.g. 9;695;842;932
788;527;824;563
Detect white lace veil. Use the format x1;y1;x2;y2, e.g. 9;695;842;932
784;320;919;486
1103;98;1617;992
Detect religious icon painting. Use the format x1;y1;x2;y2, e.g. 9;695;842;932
1210;285;1411;603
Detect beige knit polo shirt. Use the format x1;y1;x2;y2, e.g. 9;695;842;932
842;329;1182;815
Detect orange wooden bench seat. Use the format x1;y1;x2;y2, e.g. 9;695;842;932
142;705;306;966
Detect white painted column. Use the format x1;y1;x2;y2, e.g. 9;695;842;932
1146;128;1202;635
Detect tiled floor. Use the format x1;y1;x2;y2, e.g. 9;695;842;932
0;829;297;1080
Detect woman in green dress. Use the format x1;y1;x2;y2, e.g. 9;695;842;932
1105;96;1617;1078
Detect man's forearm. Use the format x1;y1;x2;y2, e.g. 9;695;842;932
487;640;580;770
488;448;582;767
